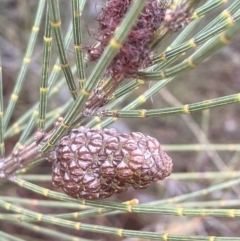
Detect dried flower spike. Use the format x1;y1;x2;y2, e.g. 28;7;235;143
49;127;173;200
87;0;166;80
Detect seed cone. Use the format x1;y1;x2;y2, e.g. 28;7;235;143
50;127;173;200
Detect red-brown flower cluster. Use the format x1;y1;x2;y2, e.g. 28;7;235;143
87;0;166;80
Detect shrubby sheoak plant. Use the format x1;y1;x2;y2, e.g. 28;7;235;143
0;0;240;240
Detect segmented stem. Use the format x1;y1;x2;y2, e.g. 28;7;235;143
48;0;78;100
1;197;240;240
91;78;172;129
5;25;74;140
147;4;239;74
190;0;228;20
103;93;240;118
143;18;240;81
14;222;90;241
72;0;86;89
163;144;240;152
17;171;240;182
38;6;52;131
3;0;46;128
151;0;199;48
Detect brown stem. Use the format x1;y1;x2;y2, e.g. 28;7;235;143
0;125;58;179
2;143;40;176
